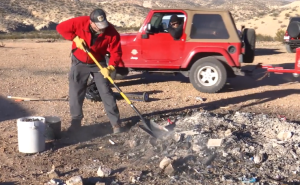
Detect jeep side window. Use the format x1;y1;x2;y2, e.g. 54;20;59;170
161;14;185;33
190;14;229;39
149;13;164;33
149;12;185;33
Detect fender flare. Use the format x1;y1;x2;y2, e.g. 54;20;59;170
181;47;235;68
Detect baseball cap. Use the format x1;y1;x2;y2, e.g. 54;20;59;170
170;15;180;23
90;9;109;29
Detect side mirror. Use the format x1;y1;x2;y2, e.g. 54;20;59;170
142;23;152;39
146;23;151;32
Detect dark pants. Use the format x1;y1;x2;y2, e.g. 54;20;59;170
69;54;121;127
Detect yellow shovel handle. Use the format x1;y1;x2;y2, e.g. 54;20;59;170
84;49;132;105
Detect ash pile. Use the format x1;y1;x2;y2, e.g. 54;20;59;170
121;111;300;184
46;111;300;184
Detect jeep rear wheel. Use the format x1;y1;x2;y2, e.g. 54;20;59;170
189;57;227;93
285;44;296;53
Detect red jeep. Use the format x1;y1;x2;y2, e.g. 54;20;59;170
107;8;256;93
284;16;300;53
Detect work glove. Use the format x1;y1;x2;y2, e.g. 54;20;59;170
73;36;86;51
100;65;115;78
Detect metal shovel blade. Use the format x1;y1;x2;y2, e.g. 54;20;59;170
138;119;170;139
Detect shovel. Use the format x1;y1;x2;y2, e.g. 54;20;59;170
83;45;169;138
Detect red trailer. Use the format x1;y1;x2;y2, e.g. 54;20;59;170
259;48;300;77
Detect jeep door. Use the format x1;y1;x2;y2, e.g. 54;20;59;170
141;11;186;68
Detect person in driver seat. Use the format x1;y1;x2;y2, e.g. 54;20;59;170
168;14;183;40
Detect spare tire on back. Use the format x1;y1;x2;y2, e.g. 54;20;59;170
287;21;300;38
242;28;256;63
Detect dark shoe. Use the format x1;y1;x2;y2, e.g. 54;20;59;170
66;119;82;135
112;124;129;134
71;118;82;127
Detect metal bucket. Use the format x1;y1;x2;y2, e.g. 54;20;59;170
44;116;61;141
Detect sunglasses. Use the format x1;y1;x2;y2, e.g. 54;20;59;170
171;22;178;26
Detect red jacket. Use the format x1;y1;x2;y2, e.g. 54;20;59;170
56;16;124;67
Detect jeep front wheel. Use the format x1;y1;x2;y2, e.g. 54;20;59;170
189;57;227;93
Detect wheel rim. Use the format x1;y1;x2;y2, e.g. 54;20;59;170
144;92;149;102
197;66;219;86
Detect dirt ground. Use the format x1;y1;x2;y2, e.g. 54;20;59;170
0;39;300;184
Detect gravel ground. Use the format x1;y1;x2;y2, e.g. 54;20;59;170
0;39;300;184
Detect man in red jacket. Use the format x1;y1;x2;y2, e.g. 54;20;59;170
56;8;127;134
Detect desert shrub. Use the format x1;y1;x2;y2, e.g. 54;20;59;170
285;13;290;17
257;12;266;17
274;29;285;42
256;34;274;41
0;30;63;39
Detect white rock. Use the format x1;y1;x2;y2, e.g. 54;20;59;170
223;152;228;157
66;176;83;185
97;166;111;177
224;129;232;137
254;153;264;164
159;156;172;169
277;131;292;141
164;163;175;175
172;132;183;142
95;182;105;185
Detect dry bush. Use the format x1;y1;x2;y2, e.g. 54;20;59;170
274;29;285;42
271;12;279;17
256;34;274;41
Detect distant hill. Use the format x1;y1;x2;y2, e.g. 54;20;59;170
0;0;299;37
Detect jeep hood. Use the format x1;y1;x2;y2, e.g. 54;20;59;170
120;33;138;45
